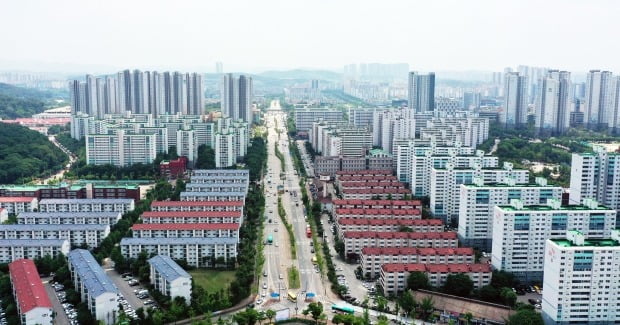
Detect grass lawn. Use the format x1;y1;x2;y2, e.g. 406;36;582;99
189;269;236;293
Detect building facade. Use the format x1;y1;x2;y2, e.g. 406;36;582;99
148;255;192;303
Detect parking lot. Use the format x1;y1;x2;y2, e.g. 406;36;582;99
105;268;157;318
46;280;77;325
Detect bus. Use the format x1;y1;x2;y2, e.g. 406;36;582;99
287;291;297;302
267;234;273;244
331;304;354;314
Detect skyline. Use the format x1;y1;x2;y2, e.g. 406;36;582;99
1;0;619;74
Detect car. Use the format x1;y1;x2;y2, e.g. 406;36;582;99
263;271;267;277
535;304;542;309
261;291;266;297
256;298;264;305
263;283;267;289
279;274;283;279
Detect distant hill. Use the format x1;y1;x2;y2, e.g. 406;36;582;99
257;69;342;81
0;123;68;184
0;83;56;119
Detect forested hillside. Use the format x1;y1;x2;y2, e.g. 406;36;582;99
0;123;68;183
0;83;56;119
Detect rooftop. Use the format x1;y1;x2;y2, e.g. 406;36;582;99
462;182;562;189
497;204;614;212
551;238;620;248
0;224;110;231
17;211;121;219
39;198;133;204
141;211;241;218
68;249;118;297
148;255;192;282
0;239;68;247
151;200;244;207
0;197;37;203
121;237;238;245
132;223;240;231
9;259;52;313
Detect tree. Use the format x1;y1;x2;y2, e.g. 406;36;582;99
407;271;431;290
500;287;517;307
332;314;364;325
375;295;388;312
476;285;499;302
417;296;435;321
462;312;473;325
196;144;216;169
442;274;474;297
491;270;518;289
506;308;544;325
303;302;325;324
398;291;417;320
265;309;276;324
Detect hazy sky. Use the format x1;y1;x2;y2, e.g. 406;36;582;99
1;0;618;74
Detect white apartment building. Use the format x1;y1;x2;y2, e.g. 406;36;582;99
86;131;157;166
458;177;563;251
535;70;571;134
343;231;458;257
361;247;474;279
542;230;620;324
68;249;119;325
372;109;416;153
131;223;240;239
395;141;476;185
188;175;249;185
430;162;529;224
176;128;197;165
120;237;238;267
191;169;249;177
185;183;248;194
0;239;70;263
419;117;489;148
0;197;38;215
140;211;243;224
492;199;616;282
214;132;235;167
149;200;244;212
0;224;110;248
380;263;491;296
0;209;6;224
38;198;135;214
17;212;122;225
583;70;615;129
9;259;53;325
502;72;528;126
294;108;343;132
180;191;246;202
148;255;192;303
569;146;620;209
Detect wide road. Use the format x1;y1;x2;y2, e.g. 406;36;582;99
260;110;329;315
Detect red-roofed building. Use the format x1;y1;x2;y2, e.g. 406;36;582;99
337;218;442;235
380;263;492;295
343;231;458;257
140;211;242;224
8;259;53;325
0;197;38;214
335;208;421;220
150;200;244;212
340;188;411;200
132;222;240;239
360;247;475;278
159;157;188;179
336;170;393;177
332;199;421;211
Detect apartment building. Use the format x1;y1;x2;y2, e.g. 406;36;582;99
343;231;458;257
180;191;247;202
131;223;240;239
38;198;135;214
0;197;38;215
150;200;244;212
419;117;489;148
294;108;343;132
148;255;192;303
120;237;238;267
0;239;70;263
0;209;6;224
0;182;141;201
341;188;410;200
140;211;242;224
17;212;122;225
0;224;110;248
68;249;119;324
9;259;53;325
569;146;620;209
492;199;616;282
430;162;529;224
332;199;421;211
188;175;249;185
337;218;442;236
542;230;620;324
458;177;564;251
380;263;491;296
191;170;250;178
334;208;422;220
185;183;249;194
360;247;474;279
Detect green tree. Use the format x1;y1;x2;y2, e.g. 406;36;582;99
196;144;216;169
506;308;544;325
442;274;474;297
476;285;499;302
407;271;431;290
417;296;435;321
303;302;325;324
398;291;417;320
500;287;517;307
332;314;364;325
375;295;388;312
462;312;473;325
265;309;276;324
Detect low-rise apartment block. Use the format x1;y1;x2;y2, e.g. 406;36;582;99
148;255;192;303
9;259;53;325
380;263;491;296
361;247;474;279
343;231;458;257
180;191;247;202
542;230;620;325
68;249;119;324
337;218;442;237
0;197;38;215
140;211;242;224
38;198;135;214
17;212;122;225
185;183;249;194
120;237;238;267
131;223;240;239
458;177;563;251
332;199;421;211
0;181;141;201
0;224;110;248
150;200;244;212
0;239;70;263
335;208;422;221
341;188;411;200
492;199;616;282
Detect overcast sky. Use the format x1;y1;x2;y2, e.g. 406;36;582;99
1;0;618;74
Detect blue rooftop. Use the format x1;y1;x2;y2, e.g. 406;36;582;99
148;255;191;282
0;239;68;247
180;191;247;197
68;249;118;297
0;224;110;231
17;212;121;218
